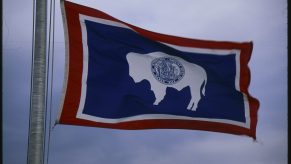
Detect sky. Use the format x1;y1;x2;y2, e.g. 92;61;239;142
2;0;288;164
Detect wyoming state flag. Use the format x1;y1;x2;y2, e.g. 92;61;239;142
57;1;259;139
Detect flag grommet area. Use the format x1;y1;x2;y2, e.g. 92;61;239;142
57;1;260;139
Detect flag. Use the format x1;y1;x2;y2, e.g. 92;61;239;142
57;1;260;139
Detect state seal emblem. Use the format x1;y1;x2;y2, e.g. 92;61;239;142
151;57;185;85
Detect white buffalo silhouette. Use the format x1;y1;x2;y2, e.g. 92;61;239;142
126;52;207;111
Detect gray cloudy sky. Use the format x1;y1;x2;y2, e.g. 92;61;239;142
3;0;288;164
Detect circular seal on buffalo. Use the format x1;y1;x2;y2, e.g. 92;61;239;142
151;57;185;85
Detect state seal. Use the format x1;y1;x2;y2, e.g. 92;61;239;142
151;57;185;85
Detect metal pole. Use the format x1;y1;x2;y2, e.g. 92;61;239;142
27;0;47;163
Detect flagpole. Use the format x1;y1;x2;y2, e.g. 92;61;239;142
27;0;47;163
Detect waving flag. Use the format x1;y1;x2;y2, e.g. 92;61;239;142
57;1;259;139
